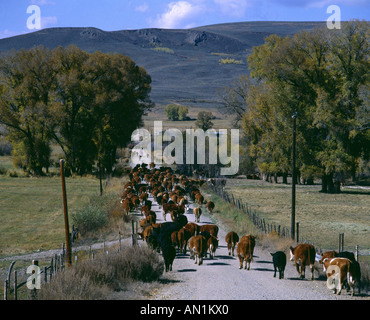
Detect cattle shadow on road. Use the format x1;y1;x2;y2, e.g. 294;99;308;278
177;268;197;273
253;267;273;272
206;262;230;266
215;255;235;260
255;259;273;265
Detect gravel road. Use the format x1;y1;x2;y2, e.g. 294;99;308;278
146;198;367;301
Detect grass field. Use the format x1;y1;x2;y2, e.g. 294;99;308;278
0;174;102;257
223;178;370;252
142;105;234;131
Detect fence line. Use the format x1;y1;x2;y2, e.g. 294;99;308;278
206;180;365;258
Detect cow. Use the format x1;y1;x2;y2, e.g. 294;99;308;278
323;257;356;295
195;193;204;206
193;207;202;223
289;243;316;280
207;235;219;259
170;231;179;252
178;227;192;254
237;235;256;270
120;198;133;215
225;231;239;256
184;222;200;237
188;235;208;265
271;251;286;279
199;224;219;237
161;240;176;272
163;203;179;221
206;201;215;214
319;250;361;294
138;225;153;242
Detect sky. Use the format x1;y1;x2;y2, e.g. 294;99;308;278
0;0;368;39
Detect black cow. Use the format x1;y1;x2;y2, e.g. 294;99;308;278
147;215;188;271
271;251;286;279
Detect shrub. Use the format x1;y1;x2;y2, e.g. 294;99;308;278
164;104;188;121
36;245;164;300
195;111;214;131
151;46;174;54
71;205;108;235
219;58;243;65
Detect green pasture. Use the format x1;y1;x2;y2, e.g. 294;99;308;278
224;179;370;251
0;173;101;257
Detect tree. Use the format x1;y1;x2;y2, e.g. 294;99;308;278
195;111;214;131
0;46;55;175
0;45;153;175
226;20;369;192
164;104;188;121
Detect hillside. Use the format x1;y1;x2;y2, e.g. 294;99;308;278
0;22;324;108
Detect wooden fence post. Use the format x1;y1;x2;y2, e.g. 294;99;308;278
296;222;299;243
14;270;17;300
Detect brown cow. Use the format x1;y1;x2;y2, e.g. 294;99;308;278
163;203;178;221
199;224;219;237
184;222;200;237
225;231;239;256
177;227;192;254
237;235;256;270
206;201;215;214
138;225;153;242
171;231;179;251
120;198;133;215
323;257;356;295
193;207;202;223
195;193;204;206
289;243;316;280
207;235;219;259
188;235;208;265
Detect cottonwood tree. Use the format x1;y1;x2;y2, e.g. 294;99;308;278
223;20;369;193
0;45;153;175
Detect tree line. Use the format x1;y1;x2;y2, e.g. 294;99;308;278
221;21;369;193
0;45;153;175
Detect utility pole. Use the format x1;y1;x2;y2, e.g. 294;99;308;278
60;159;72;267
291;111;297;240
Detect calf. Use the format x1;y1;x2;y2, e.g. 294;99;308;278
237;235;256;270
289;244;315;280
225;231;239;256
161;240;176;272
188;235;208;265
207;235;219;259
271;251;286;279
193;207;202;223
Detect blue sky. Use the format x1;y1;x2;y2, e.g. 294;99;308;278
0;0;368;39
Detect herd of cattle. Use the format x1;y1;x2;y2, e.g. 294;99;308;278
120;164;362;297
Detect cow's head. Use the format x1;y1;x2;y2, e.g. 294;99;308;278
289;246;295;261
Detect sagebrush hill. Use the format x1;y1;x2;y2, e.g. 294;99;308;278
0;21;324;107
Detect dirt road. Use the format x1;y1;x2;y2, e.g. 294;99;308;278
147;197;366;301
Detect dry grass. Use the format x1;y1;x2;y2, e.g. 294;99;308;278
36;245;164;300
